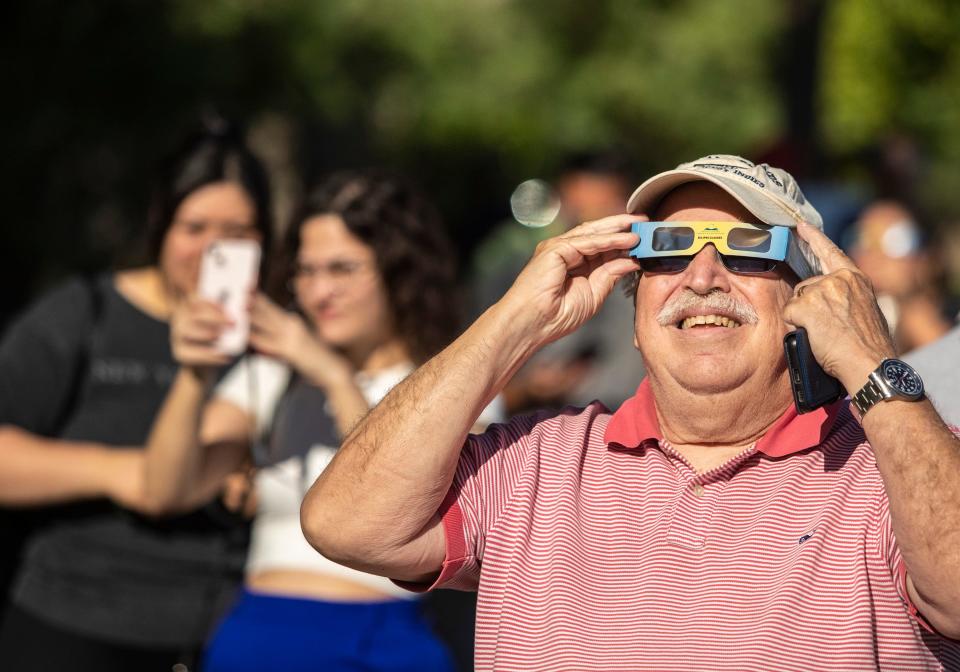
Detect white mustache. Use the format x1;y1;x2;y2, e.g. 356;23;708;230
656;290;759;326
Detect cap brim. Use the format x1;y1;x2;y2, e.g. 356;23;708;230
626;170;799;228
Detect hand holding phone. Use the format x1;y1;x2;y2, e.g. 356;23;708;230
783;327;844;414
198;240;261;355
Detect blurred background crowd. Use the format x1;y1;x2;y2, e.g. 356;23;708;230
2;1;960;670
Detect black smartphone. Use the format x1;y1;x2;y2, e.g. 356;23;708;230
783;327;844;414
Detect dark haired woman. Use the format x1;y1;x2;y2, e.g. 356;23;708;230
0;122;272;670
143;171;503;671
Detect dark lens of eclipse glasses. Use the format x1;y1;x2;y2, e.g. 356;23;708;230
651;226;695;252
639;255;779;274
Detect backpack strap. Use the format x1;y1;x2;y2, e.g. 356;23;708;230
52;274;105;434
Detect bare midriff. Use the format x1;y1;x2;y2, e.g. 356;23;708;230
246;570;396;602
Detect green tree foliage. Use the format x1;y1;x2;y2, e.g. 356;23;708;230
7;0;960;319
171;0;783;174
821;0;960;215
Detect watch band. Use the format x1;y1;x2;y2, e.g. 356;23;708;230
852;374;887;417
852;359;924;419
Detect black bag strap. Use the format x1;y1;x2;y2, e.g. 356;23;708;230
252;366;301;467
52;274;105;434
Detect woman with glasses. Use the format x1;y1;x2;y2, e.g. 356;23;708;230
0;120;271;671
143;171;501;671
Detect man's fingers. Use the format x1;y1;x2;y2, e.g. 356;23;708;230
791;275;823;300
561;213;646;238
585;248;640;278
588;257;641;301
547;231;638;269
796;221;856;275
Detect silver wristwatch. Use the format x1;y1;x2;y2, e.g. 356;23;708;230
852;359;924;418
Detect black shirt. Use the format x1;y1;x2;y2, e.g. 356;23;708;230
0;275;247;648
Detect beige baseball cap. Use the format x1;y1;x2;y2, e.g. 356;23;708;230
626;154;824;278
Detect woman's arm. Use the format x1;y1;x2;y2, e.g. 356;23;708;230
0;425;128;506
140;368;252;515
140;297;251;515
0;419;245;516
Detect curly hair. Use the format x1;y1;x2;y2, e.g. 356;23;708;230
273;171;460;364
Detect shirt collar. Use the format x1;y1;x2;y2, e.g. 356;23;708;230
604;378;844;457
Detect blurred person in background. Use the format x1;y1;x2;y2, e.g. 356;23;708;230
906;324;960;427
472;151;631;313
142;171;502;672
473;151;645;414
0;121;271;670
847;200;957;353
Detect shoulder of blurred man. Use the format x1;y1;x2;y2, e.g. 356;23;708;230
469;218;566;316
904;323;960;427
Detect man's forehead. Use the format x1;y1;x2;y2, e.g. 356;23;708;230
653;181;761;225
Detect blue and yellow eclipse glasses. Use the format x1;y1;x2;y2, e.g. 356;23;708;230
629;221;814;278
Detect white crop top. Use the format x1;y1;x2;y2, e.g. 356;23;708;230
216;355;505;598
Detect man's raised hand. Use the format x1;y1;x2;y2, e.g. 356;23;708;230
782;221;896;391
501;214;641;348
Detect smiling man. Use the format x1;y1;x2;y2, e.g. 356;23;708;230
302;156;960;671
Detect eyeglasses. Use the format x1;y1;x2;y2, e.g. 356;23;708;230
290;259;374;288
629;221;790;275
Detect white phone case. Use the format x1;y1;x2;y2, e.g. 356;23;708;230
198;240;261;355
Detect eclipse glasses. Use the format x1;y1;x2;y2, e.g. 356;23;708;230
629;221;815;278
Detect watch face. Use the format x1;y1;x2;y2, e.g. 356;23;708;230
881;360;924;397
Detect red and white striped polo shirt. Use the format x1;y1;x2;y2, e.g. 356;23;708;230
410;379;959;671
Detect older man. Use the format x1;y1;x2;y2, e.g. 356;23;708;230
303;156;960;671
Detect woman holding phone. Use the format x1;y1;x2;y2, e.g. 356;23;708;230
0;120;272;671
143;171;502;671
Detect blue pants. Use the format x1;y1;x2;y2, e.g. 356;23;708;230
202;589;456;672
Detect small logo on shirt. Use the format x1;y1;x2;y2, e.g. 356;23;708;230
798;529;817;545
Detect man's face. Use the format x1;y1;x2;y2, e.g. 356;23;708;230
633;182;796;396
850;202;929;298
557;172;629;229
